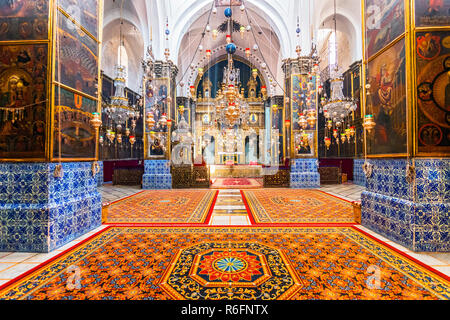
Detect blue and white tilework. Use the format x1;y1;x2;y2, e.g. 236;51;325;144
0;162;102;253
96;161;104;187
142;160;172;190
290;159;320;189
353;159;366;187
361;158;449;252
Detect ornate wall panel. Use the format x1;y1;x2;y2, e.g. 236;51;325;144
415;0;450;27
416;30;450;155
364;0;405;59
366;38;407;156
0;0;49;41
0;43;48;159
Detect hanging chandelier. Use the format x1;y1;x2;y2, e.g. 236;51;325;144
102;0;139;146
320;0;358;148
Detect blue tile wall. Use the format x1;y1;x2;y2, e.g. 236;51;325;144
0;162;102;253
96;161;104;187
142;160;172;190
353;159;366;187
290;159;320;189
361;158;449;252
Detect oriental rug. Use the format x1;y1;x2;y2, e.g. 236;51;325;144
0;227;448;300
104;190;218;224
242;189;355;224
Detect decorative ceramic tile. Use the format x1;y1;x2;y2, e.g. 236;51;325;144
353;159;366;187
143;160;172;190
290;159;320;188
0;162;102;253
361;157;449;252
96;161;104;187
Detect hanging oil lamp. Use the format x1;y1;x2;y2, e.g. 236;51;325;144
298;114;308;129
198;68;204;78
125;127;130;137
327;120;333;130
129;135;136;145
226;35;232;44
307;109;316;127
159;113;167;126
333;129;339;139
245;47;251;58
340;133;346;144
190;86;196;98
146;112;155;128
363;114;376;133
99;135;104;146
324;137;331;150
240;26;245;39
206;49;211;60
261;86;267;97
212;29;218;40
117;133;122;144
350;126;356;137
131;119;136;130
91;112;102;129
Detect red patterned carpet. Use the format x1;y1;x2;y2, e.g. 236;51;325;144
242;189;355;224
104;190;218;224
211;178;262;189
0;226;448;300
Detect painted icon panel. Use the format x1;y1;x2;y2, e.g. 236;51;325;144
366;38;407;155
416;31;450;154
58;0;99;39
0;44;48;159
0;0;49;41
54;10;98;98
364;0;405;59
415;0;450;27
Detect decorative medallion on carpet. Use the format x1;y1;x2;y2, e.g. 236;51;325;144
242;189;355;224
160;242;302;299
0;227;448;300
104;190;218;224
211;178;262;189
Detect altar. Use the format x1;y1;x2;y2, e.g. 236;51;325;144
210;164;263;178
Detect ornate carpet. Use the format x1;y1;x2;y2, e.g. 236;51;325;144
242;189;355;224
104;190;218;224
0;227;448;300
211;178;262;189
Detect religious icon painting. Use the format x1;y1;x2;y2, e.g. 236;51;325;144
0;0;49;41
58;0;99;39
415;0;450;27
54;10;99;98
0;44;48;159
366;38;407;156
364;0;405;59
53;86;97;159
416;30;450;155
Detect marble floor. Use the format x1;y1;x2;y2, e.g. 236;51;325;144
0;182;448;289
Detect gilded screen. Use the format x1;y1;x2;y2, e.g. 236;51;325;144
58;0;99;39
0;0;48;41
53;86;97;159
364;0;405;59
366;38;407;155
54;10;98;98
416;31;450;154
0;44;48;159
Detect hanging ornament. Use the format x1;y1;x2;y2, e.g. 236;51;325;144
252;68;258;79
245;47;251;58
131;119;136;130
296;45;302;57
240;4;245;11
261;86;267;97
206;49;211;60
298;114;308;129
324;137;331;150
212;7;217;14
146;112;155;128
363;114;376;133
198;44;203;52
99;135;104;146
159;113;167;126
240;26;245;39
224;7;232;18
327;120;333;130
350;126;356;137
117;133;122;144
333;129;338;139
206;25;211;32
190;85;196;97
341;133;346;144
307;109;316;127
226;43;236;54
212;29;218;40
90;112;102;130
125;128;130;137
253;44;258;51
246;25;251;32
226;35;232;44
261;63;267;70
198;67;204;77
129;135;136;145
